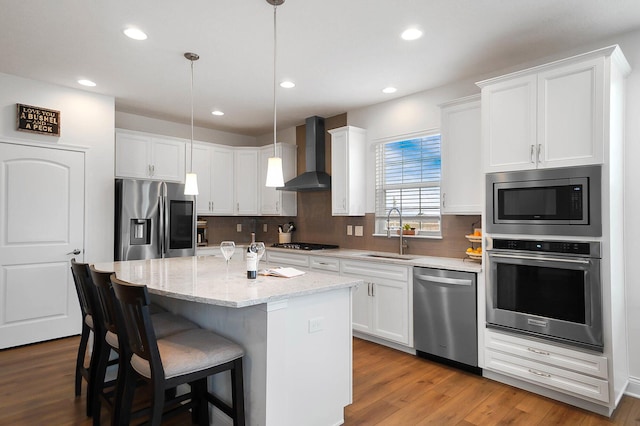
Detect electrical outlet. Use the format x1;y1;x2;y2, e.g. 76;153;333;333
355;225;364;237
308;317;324;333
236;224;242;232
347;225;353;236
263;223;268;233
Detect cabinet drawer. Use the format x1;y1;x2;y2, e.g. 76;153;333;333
485;349;609;403
266;251;309;268
309;256;340;273
485;330;607;379
341;260;409;281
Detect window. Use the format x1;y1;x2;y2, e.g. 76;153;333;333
375;133;442;237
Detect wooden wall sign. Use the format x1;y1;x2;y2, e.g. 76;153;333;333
16;103;60;136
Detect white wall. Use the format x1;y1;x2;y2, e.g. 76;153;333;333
0;72;115;264
346;30;640;395
116;111;257;147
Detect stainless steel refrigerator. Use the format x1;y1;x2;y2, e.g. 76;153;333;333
115;179;196;261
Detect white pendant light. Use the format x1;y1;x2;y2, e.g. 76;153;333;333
184;52;199;195
265;0;285;188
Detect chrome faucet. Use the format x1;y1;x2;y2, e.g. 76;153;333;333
386;207;408;255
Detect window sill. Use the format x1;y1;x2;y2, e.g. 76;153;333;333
372;233;443;240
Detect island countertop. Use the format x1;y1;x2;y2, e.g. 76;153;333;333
93;255;361;308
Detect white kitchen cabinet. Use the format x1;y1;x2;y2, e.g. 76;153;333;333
266;251;310;269
484;329;609;403
329;126;366;216
478;47;617;172
259;143;297;216
440;95;482;214
192;143;235;215
341;259;411;345
234;148;259;215
115;129;185;182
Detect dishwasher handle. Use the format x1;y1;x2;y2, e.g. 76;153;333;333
415;274;473;286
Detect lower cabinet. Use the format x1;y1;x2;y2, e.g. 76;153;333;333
341;260;411;346
264;252;413;347
484;329;609;403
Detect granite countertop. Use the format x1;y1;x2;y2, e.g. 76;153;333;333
93;256;361;308
198;245;482;273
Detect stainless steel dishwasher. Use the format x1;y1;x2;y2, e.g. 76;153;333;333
413;267;479;372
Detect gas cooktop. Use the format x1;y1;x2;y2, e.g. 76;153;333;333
271;242;339;251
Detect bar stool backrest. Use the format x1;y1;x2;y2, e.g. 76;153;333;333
70;259;98;325
89;266;120;340
110;276;165;383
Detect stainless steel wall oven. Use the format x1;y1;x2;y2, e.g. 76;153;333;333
486;238;603;352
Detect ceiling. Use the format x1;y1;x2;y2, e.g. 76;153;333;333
1;1;640;137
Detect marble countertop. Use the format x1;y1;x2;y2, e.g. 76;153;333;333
93;256;361;308
198;245;482;273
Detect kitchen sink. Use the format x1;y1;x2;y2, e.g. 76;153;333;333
358;253;422;261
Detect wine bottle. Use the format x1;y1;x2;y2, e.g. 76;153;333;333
246;232;257;279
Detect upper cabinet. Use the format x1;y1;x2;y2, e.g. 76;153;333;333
440;95;482;215
234;148;259;215
329;126;366;216
192;142;234;215
259;143;297;216
478;46;628;173
115;129;185;182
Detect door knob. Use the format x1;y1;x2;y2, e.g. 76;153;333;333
66;249;82;255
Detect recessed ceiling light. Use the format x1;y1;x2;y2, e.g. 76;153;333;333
211;110;224;116
78;79;96;87
401;28;423;41
123;27;148;40
280;81;295;89
382;87;397;94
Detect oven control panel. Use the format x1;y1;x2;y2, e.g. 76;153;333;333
491;238;599;257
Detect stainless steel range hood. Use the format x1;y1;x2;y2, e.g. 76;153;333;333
278;116;331;191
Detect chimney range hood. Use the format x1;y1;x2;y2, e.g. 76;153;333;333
278;116;331;191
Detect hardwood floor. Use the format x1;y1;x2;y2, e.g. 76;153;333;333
0;335;638;425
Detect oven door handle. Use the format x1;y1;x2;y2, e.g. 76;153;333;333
489;253;591;264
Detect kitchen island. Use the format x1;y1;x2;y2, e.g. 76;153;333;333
93;255;361;426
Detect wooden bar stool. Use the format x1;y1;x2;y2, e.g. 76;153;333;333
89;266;199;425
70;259;104;418
111;275;246;426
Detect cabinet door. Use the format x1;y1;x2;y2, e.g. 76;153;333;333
440;96;482;214
150;136;185;182
234;149;259;215
211;146;234;215
192;143;212;214
482;74;537;172
537;57;604;168
259;146;279;215
352;281;372;334
331;130;349;215
330;126;366;216
371;278;409;345
115;131;152;179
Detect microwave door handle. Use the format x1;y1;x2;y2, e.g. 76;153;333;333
489;253;590;265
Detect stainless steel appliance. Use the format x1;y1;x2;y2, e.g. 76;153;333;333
486;237;602;351
486;165;601;236
271;242;339;250
413;267;480;372
115;179;195;261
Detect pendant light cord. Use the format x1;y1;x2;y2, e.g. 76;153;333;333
272;2;278;156
190;58;195;173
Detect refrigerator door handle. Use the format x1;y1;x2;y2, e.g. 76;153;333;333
158;195;165;257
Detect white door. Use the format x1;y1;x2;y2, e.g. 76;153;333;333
0;143;85;349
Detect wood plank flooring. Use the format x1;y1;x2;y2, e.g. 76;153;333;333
0;335;639;425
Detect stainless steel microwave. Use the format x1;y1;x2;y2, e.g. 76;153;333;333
486;165;601;237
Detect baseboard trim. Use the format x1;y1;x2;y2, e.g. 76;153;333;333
626;376;640;399
352;332;415;355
